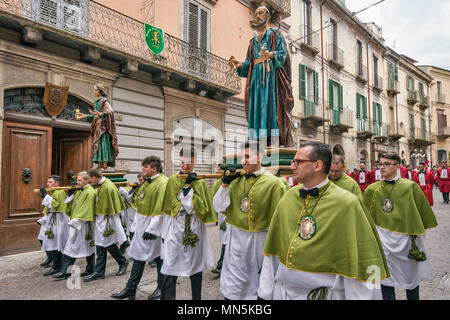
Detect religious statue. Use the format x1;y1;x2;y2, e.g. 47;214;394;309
229;5;294;147
76;84;119;170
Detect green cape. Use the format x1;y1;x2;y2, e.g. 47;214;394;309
136;175;168;217
225;172;286;232
161;173;217;224
94;178;126;216
364;178;438;235
263;182;390;281
65;185;96;222
279;176;290;191
330;173;363;202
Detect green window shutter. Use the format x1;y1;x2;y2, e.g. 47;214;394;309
419;83;424;96
362;96;368;120
314;71;319;104
356;93;360;118
411;77;415;90
299;64;306;99
409;113;415;129
421;117;426;129
329;79;334;108
388;63;393;79
373;103;377;124
378;103;382;124
394;67;398;81
338;84;343;112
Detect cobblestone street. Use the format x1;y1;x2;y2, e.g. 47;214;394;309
0;188;449;300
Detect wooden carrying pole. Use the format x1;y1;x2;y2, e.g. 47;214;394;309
178;170;245;180
33;181;137;194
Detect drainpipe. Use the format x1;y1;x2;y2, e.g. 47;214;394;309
366;41;373;165
320;0;328;144
395;64;400;155
428;82;433;165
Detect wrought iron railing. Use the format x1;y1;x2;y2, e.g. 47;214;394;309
419;95;430;108
0;0;241;94
328;43;344;67
373;122;388;137
299;24;319;50
407;90;418;103
437;126;450;137
410;128;432;141
302;97;329;119
387;77;399;93
356;62;367;81
373;74;383;91
436;93;446;104
357;119;374;133
330;108;353;128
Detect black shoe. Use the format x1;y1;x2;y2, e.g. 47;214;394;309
147;288;161;300
40;258;52;268
52;272;71;280
83;272;105;282
211;268;221;275
111;289;136;300
44;268;60;276
116;261;129;276
81;270;94;277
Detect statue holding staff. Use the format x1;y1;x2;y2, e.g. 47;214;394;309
76;84;119;170
229;5;294;147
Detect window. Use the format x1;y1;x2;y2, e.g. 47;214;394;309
437;81;442;96
299;64;319;104
357;40;363;67
302;0;312;44
373;102;382;125
328;79;343;111
186;1;210;50
407;76;415;90
33;0;85;34
373;55;379;84
330;18;337;59
387;62;398;81
418;82;424;97
356;93;367;120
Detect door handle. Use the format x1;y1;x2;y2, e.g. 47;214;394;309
22;168;32;183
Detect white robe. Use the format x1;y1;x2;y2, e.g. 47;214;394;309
161;188;214;277
258;256;382;300
63;219;96;258
94;177;128;248
37;215;49;242
212;168;268;300
41;194;70;252
217;212;228;245
118;187;137;236
127;213;164;262
377;227;432;290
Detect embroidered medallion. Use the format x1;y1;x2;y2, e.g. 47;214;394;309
382;198;394;213
139;190;145;201
240;196;250;213
297;216;317;240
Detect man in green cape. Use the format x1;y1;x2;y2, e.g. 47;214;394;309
39;175;69;276
258;141;389;300
328;154;363;202
52;171;96;279
213;141;287;300
83;168;129;282
112;156;168;300
160;147;217;300
363;152;438;300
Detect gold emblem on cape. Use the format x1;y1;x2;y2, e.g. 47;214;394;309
297;216;317;240
382;199;394;213
240;196;250;213
139;190;145;201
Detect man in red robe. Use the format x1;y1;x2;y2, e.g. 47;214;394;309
405;164;416;180
436;160;450;204
285;175;298;188
414;162;434;206
354;163;371;193
397;165;408;179
371;161;382;184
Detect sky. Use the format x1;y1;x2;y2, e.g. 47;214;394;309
344;0;450;70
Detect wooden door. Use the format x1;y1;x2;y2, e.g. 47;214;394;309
52;129;91;185
0;122;52;255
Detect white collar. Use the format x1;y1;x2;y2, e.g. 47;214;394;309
304;178;329;190
150;173;160;179
246;168;265;176
383;175;399;182
99;177;107;185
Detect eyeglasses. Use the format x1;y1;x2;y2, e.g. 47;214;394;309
291;158;317;167
379;162;398;168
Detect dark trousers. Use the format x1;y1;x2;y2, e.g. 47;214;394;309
443;192;449;203
50;250;63;270
94;244;127;275
60;253;95;274
154;256;164;289
125;259;146;293
215;244;226;271
39;240;52;261
161;271;202;300
381;284;420;300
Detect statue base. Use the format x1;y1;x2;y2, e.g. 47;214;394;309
102;170;128;183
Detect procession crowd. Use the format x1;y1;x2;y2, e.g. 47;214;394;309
35;142;449;300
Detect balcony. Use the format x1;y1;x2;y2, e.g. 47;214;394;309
0;0;241;96
300;97;330;128
437;126;450;139
249;0;291;20
407;90;419;105
373;123;389;142
372;74;383;93
408;128;434;148
387;77;400;95
329;108;353;134
436;93;446;104
356;62;368;83
418;95;430;110
328;44;344;70
387;124;405;141
357;119;375;140
299;25;320;56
